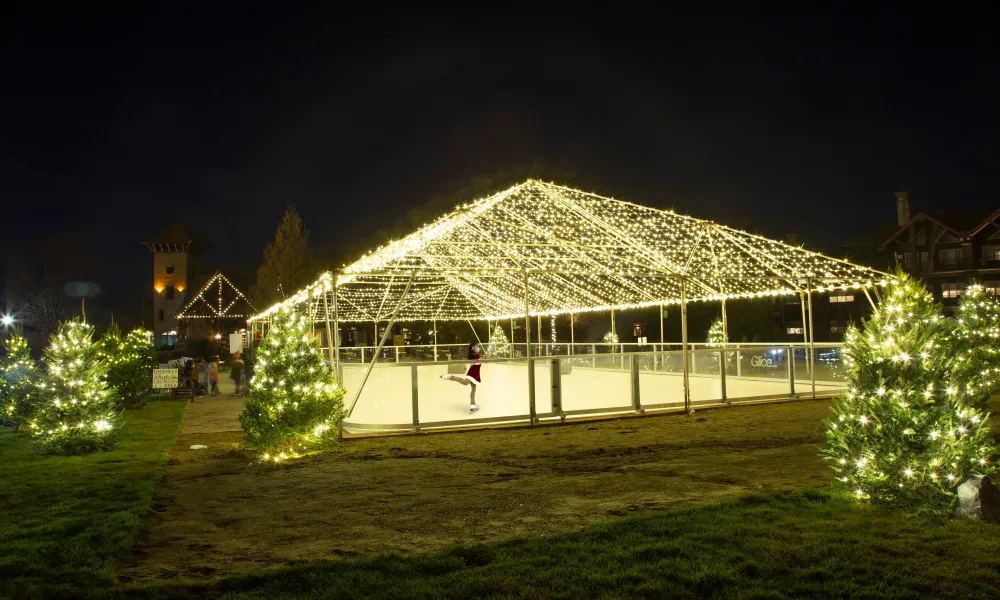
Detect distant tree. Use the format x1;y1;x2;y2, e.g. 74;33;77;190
99;321;156;409
250;205;314;309
1;329;36;430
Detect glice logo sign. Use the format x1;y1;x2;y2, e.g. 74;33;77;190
751;355;777;368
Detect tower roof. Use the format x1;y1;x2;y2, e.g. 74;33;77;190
142;222;207;253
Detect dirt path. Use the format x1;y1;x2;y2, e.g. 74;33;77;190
120;399;836;582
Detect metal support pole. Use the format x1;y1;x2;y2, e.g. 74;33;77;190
550;358;563;421
721;298;729;345
524;270;536;425
346;273;417;418
681;277;690;412
736;344;742;377
332;277;341;383
720;349;728;405
807;278;816;400
787;344;796;396
570;311;575;350
659;303;665;371
433;319;438;361
411;364;420;432
630;355;642;414
322;288;335;368
799;291;810;375
862;286;877;311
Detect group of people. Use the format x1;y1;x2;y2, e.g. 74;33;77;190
181;353;249;399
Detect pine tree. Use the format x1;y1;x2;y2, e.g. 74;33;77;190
706;317;727;347
239;308;344;461
100;322;156;409
486;324;510;358
951;284;1000;409
823;274;998;512
1;330;36;429
601;331;619;346
30;318;118;454
250;205;313;309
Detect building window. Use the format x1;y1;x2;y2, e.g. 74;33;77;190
896;252;928;267
984;281;1000;295
165;265;175;275
916;230;926;245
787;327;804;335
982;246;1000;262
829;293;855;303
633;321;643;337
831;325;846;334
939;248;963;265
941;282;964;299
160;334;176;350
158;309;164;322
165;284;175;299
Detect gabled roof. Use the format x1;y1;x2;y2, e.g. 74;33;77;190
249;180;887;323
141;222;207;253
177;272;256;319
876;210;999;251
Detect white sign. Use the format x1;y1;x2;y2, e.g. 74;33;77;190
637;337;648;344
229;333;243;354
152;368;179;389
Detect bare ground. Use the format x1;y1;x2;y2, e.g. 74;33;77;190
119;399;837;582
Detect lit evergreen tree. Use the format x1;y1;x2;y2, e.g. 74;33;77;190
1;330;36;430
239;307;344;461
823;273;998;512
100;322;156;409
31;318;118;454
951;284;1000;409
706;317;727;347
486;324;510;358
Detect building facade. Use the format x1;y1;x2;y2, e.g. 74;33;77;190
845;192;1000;311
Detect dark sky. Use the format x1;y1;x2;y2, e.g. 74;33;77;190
2;6;998;319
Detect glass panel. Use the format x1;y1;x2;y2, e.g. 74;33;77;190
637;350;685;407
415;359;530;426
558;355;632;413
688;350;722;405
340;364;413;429
727;346;792;402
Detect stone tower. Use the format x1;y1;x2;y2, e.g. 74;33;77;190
141;223;205;350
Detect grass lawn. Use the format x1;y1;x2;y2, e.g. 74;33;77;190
2;399;999;599
110;491;1000;599
0;399;186;599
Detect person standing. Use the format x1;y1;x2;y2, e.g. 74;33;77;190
208;358;220;395
230;353;245;396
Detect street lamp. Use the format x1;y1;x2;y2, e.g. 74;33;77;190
1;314;13;327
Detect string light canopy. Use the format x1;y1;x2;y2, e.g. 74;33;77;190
177;272;256;320
249;180;889;323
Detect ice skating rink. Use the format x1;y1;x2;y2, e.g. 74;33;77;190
341;359;845;433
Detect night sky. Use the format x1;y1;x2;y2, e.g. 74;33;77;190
2;7;998;321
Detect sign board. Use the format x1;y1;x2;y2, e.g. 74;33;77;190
229;333;243;355
637;337;648;345
152;369;179;389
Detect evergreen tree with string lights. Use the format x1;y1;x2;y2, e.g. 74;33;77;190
30;318;118;454
951;283;1000;409
239;307;344;462
100;321;156;409
486;324;510;358
1;329;36;430
706;317;727;347
823;273;998;512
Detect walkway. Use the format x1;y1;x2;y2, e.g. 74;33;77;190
180;376;243;436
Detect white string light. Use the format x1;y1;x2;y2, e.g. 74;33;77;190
249;180;888;323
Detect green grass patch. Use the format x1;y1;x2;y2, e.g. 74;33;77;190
0;399;185;598
27;489;1000;600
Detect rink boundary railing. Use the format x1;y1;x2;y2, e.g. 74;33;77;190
337;343;846;435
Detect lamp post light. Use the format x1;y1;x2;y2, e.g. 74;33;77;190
1;314;13;328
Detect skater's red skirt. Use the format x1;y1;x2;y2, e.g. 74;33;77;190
466;363;482;383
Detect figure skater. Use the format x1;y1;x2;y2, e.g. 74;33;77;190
440;341;493;413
